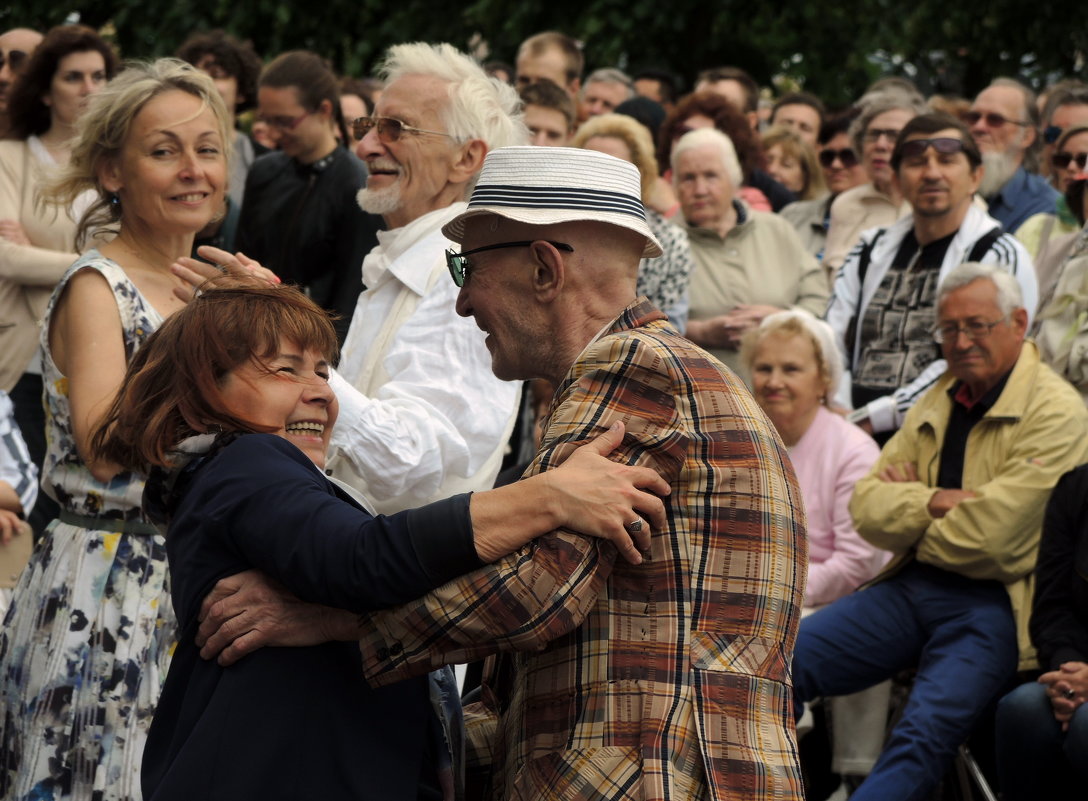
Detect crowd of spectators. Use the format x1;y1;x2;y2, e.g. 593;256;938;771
1;20;1088;801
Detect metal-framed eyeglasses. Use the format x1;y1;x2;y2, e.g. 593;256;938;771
446;241;574;287
352;116;456;144
932;318;1006;344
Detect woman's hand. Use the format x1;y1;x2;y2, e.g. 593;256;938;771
546;421;669;556
171;245;280;303
0;219;30;246
0;509;29;546
472;421;669;565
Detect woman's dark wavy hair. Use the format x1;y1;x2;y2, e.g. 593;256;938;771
657;90;764;180
93;277;338;473
7;24;119;139
175;29;263;114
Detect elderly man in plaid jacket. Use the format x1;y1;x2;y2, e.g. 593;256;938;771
350;147;807;801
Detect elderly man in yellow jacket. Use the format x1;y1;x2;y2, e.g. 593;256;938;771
792;261;1088;801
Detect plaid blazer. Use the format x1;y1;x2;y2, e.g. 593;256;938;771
358;300;807;800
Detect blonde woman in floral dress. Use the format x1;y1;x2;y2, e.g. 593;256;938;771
0;59;232;800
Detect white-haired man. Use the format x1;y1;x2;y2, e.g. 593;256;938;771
795;262;1088;801
324;42;527;514
968;78;1059;233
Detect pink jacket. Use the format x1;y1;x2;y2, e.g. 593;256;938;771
791;406;887;606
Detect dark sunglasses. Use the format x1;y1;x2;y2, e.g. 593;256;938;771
1052;151;1088;171
896;137;969;160
446;241;574;287
0;50;29;73
963;110;1030;129
352;116;455;144
818;148;858;168
1044;125;1063;145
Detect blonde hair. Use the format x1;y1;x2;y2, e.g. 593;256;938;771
761;125;827;201
44;58;232;249
570;113;658;203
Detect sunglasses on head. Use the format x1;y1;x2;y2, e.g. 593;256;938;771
896;136;969;160
818;148;858;168
1052;151;1088;171
963;110;1029;129
352;116;455;144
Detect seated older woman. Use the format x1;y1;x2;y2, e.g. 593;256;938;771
742;309;890;782
675;127;828;375
742;309;885;604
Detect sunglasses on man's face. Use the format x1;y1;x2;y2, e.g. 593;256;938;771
0;50;29;74
896;137;969;161
963;110;1030;129
1052;151;1088;171
352;116;455;144
445;241;574;287
818;148;858;168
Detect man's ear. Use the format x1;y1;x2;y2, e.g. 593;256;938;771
528;240;566;301
450;139;487;185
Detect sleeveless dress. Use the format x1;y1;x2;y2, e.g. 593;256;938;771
0;251;174;800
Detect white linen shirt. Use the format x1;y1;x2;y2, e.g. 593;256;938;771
327;203;521;514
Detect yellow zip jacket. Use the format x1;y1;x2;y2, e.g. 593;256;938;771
849;340;1088;670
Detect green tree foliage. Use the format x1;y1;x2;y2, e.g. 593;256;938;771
2;0;1084;105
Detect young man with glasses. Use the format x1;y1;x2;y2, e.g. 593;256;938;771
969;78;1059;232
235;50;380;343
825;113;1037;440
796;261;1088;801
0;27;41;136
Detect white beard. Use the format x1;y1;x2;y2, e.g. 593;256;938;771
356;182;403;216
978;150;1019;198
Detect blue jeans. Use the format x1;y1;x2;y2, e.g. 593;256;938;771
995;680;1088;800
792;562;1019;801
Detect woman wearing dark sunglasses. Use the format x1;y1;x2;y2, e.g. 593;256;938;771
780;113;867;269
1015;124;1088;268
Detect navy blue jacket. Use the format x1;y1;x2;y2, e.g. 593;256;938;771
142;434;481;800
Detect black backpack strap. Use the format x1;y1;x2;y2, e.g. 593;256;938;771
966;226;1003;263
844;228;885;370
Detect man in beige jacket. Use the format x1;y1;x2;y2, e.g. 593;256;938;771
792;262;1088;801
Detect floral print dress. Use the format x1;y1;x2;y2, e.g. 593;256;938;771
0;251;174;800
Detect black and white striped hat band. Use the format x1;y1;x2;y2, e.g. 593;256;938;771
443;146;663;257
468;184;648;221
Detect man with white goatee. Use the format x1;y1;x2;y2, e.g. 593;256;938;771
324;42;526;514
